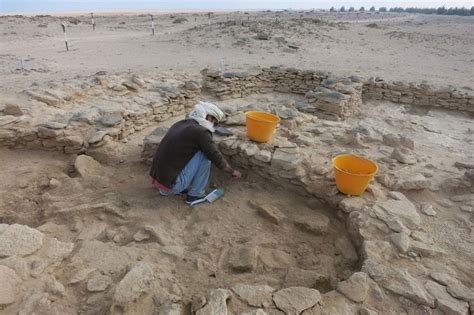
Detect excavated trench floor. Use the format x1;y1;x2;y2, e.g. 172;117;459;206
0;123;358;313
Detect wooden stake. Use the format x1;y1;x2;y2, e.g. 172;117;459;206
150;15;155;36
61;22;68;51
208;12;211;25
91;12;95;31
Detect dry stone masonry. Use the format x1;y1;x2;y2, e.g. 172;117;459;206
0;72;201;154
202;66;363;120
363;78;474;112
202;66;474;115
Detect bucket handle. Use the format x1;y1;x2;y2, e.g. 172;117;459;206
333;154;378;176
246;112;280;124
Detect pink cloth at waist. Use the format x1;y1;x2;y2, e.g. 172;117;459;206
150;176;171;192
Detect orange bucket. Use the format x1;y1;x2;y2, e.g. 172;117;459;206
245;111;280;143
332;154;378;196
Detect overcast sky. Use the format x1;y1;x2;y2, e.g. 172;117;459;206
2;0;473;13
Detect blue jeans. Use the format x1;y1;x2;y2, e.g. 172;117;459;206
159;151;210;197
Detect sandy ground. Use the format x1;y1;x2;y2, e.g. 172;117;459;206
0;11;473;93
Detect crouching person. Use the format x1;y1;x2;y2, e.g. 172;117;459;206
150;101;241;204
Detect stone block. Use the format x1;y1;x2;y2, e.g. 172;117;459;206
227;245;258;272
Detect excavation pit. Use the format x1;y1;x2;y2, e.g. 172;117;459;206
1;66;473;314
0;146;359;314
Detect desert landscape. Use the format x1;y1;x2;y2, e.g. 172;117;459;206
0;9;473;315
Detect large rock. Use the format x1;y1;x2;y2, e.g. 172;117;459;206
336;272;370;303
285;268;330;289
339;197;366;213
273;287;321;314
430;272;474;302
100;112;123;127
25;89;61;106
249;201;286;224
0;255;29;280
409;240;446;257
3;104;23;116
362;260;435;307
88;130;109;144
382;133;415;150
141;127;169;161
304;86;355;118
293;213;330;235
362;241;393;262
0;224;44;257
425;280;469;315
334;237;359;262
112;261;155;312
74;154;106;179
68;267;96;284
73;240;134;275
319;290;355;315
391;147;416;164
395;174;431;190
379;198;421;230
159;302;184;315
143;127;168;147
271;148;303;171
370;205;409;233
227;245;258;272
31;237;74;274
87;274;111;292
359;307;378;315
420;203;437;216
184;80;200;91
224;112;246;126
232;284;274;307
45;275;65;296
258;248;295;269
0;265;20;306
446;281;474;302
390;232;410;253
196;289;231;315
257;32;271;40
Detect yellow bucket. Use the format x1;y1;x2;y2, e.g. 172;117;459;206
332;154;378;196
245;111;280;143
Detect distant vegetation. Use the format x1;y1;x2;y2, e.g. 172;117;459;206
330;6;474;16
389;6;473;16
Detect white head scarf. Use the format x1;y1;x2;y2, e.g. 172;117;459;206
187;101;225;133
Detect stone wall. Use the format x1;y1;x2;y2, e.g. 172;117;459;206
0;75;201;154
202;67;474;113
202;67;363;119
202;67;326;98
141;130;337;203
363;79;474;112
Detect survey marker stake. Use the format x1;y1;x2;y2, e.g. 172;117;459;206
150;14;155;36
61;22;68;51
91;12;95;31
150;15;155;36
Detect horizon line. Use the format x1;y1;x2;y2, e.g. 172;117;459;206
3;6;473;16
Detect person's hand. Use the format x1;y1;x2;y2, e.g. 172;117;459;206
232;170;242;179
